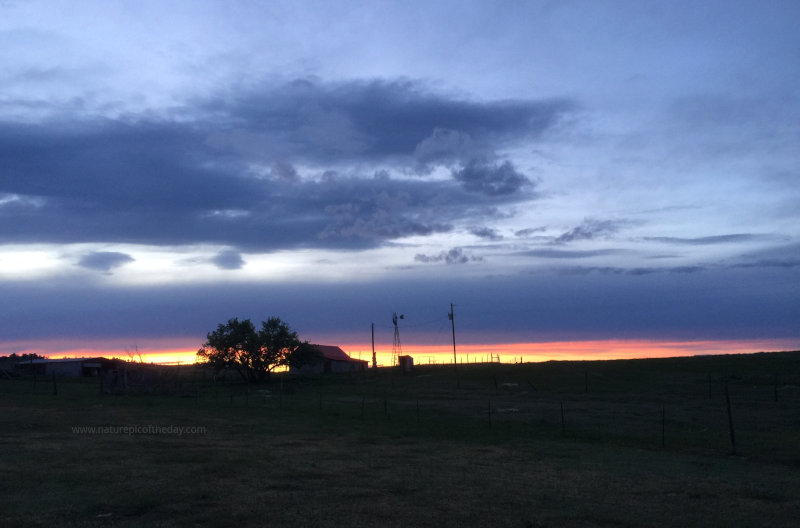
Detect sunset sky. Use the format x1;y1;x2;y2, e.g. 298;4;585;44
1;1;798;364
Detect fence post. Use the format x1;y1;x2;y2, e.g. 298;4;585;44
724;378;737;455
52;373;57;396
560;401;565;437
774;373;779;402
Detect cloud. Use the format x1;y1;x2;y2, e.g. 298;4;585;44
414;247;482;265
727;243;800;269
2;264;798;345
520;248;627;259
554;218;632;244
413;128;482;164
205;79;574;164
644;234;762;245
514;226;548;237
210;250;245;270
558;265;707;276
470;227;503;241
452;159;531;196
0;78;559;251
77;251;134;272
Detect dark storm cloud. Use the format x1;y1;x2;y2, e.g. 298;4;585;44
0;79;563;251
452;160;531;196
414;247;481;265
205;78;573;164
77;251;134;272
554;218;633;244
210;250;245;270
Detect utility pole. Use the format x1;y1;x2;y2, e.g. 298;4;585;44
448;303;456;365
371;323;376;369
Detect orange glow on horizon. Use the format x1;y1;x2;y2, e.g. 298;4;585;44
23;338;799;366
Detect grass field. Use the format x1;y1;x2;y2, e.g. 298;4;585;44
2;351;799;527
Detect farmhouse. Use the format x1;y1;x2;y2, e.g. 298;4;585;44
290;345;368;375
15;357;111;377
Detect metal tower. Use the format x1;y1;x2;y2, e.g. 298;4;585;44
391;312;404;366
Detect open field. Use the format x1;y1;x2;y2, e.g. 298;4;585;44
2;351;799;527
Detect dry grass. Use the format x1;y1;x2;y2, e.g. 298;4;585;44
1;352;799;527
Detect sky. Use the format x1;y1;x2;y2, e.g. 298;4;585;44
1;0;799;364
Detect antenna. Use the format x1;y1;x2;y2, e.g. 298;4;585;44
391;312;404;366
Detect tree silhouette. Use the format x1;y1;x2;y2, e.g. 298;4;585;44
197;317;305;382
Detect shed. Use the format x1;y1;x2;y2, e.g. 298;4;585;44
15;357;109;377
398;355;414;374
290;345;368;375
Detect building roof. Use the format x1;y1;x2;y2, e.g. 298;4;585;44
311;345;367;363
16;357;107;365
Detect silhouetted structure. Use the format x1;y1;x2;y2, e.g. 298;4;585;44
289;345;367;375
15;357;110;377
398;355;414;374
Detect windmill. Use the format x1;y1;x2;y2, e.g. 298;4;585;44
391;312;404;366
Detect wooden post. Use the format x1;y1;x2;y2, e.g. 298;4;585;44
774;373;779;402
52;373;57;396
416;399;420;424
560;401;565;437
724;378;737;455
584;371;589;393
361;395;365;420
371;323;376;370
708;373;712;399
661;404;666;448
449;303;457;365
488;399;492;428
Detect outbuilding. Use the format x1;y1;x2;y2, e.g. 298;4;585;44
15;357;109;377
290;345;368;375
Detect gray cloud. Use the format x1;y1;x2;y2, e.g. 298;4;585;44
0;78;560;251
558;265;707;276
205;79;574;164
77;251;134;272
210;250;245;270
414;247;482;265
452;159;531;196
520;248;627;259
644;234;762;245
2;263;797;345
514;226;548;237
470;227;503;241
555;218;633;244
